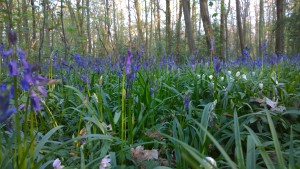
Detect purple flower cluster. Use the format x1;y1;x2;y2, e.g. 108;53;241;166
0;85;16;123
1;47;49;114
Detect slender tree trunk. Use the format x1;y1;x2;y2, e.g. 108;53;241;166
192;0;196;42
156;0;161;55
176;0;183;56
243;0;250;47
113;0;118;55
86;0;91;54
149;0;153;57
236;0;245;54
17;0;22;46
31;0;37;51
61;0;68;59
166;0;171;55
225;0;231;59
200;0;215;55
182;0;195;54
22;0;30;56
275;0;285;54
259;0;264;56
134;0;144;49
145;0;149;57
39;0;47;63
44;0;50;56
128;0;132;50
220;0;225;59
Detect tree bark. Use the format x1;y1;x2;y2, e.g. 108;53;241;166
259;0;264;56
22;0;30;56
128;0;132;50
236;0;245;55
225;0;231;58
166;0;171;55
200;0;215;55
31;0;37;49
220;0;225;59
61;0;68;59
86;0;91;54
176;0;183;55
275;0;285;54
182;0;195;54
134;0;144;48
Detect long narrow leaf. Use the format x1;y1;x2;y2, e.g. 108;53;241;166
234;110;245;169
266;111;286;169
244;125;275;169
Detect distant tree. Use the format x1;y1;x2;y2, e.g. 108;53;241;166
236;0;245;55
166;0;171;55
220;0;225;58
200;0;215;55
259;0;264;56
275;0;285;54
134;0;144;49
182;0;195;54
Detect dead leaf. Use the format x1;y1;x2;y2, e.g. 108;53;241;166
131;146;159;163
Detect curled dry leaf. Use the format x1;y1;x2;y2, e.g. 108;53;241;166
265;97;278;108
131;146;159;163
80;128;86;136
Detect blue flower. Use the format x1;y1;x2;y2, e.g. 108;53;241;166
213;57;221;76
30;90;42;113
0;90;16;123
8;60;18;76
126;50;132;75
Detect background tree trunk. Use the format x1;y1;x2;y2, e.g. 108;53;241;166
275;0;285;54
200;0;215;55
128;0;132;50
220;0;225;59
182;0;195;54
259;0;264;56
176;0;183;56
134;0;144;49
86;0;91;54
22;0;30;56
166;0;171;55
236;0;245;55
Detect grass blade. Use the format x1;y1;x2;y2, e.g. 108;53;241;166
266;111;286;169
234;110;245;169
246;135;256;169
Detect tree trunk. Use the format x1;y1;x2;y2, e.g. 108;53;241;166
220;0;225;59
22;0;30;56
156;0;162;55
128;0;132;50
38;0;47;63
176;0;183;56
113;0;118;55
166;0;171;55
200;0;215;55
61;0;68;59
242;0;250;47
236;0;245;55
134;0;144;49
225;0;231;58
182;0;195;54
259;0;264;56
86;0;91;54
149;0;153;57
275;0;285;54
31;0;37;51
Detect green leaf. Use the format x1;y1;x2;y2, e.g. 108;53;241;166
34;126;64;160
266;111;286;169
244;125;275;169
246;135;256;169
234;110;245;169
